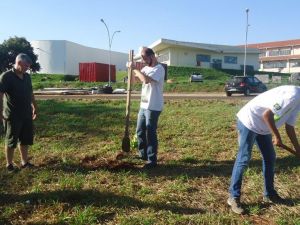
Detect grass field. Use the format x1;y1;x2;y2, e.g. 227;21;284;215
0;99;299;225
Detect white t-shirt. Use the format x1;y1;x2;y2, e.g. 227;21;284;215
237;85;300;134
140;64;165;111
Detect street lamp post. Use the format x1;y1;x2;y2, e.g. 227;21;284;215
243;8;249;76
100;19;120;89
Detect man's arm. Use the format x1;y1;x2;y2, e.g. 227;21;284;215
285;123;300;154
132;69;154;84
31;93;37;120
0;92;5;120
262;109;283;146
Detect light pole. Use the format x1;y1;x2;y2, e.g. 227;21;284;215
100;18;121;88
243;8;249;76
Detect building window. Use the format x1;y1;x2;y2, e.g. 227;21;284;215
224;56;237;64
196;54;211;62
279;48;291;55
263;61;287;69
268;50;278;56
211;59;222;69
212;59;222;64
157;53;169;63
290;59;300;68
268;48;291;56
259;50;266;57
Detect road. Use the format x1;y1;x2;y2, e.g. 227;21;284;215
35;92;256;101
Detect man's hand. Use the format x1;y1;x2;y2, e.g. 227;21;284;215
285;123;300;156
32;108;37;120
295;145;300;156
263;109;283;147
273;135;283;147
126;61;136;69
0;114;7;121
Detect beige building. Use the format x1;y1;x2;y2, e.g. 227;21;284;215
247;39;300;73
142;38;260;71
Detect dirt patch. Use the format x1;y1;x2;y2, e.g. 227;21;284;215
81;155;138;171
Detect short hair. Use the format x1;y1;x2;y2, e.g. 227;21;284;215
16;53;32;65
141;47;155;57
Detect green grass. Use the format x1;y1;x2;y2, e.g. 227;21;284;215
0;99;299;224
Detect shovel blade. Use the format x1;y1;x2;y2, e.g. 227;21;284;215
122;136;130;152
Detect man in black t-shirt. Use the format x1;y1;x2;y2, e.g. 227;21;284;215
0;53;37;172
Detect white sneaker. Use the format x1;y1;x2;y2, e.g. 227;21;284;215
227;197;244;214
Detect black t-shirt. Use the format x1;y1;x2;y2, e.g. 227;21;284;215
0;69;33;119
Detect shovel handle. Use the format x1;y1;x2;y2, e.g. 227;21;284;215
280;144;300;159
125;50;134;132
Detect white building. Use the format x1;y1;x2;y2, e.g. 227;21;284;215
31;40;128;75
143;38;259;71
247;39;300;73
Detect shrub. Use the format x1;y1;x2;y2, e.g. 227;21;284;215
63;75;77;81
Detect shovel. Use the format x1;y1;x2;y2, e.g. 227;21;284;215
280;144;300;159
122;50;134;152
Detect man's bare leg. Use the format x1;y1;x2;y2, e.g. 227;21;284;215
19;145;29;165
5;145;15;166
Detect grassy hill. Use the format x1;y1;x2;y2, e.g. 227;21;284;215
30;66;292;92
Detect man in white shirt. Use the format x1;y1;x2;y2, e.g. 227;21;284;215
128;47;165;169
228;85;300;214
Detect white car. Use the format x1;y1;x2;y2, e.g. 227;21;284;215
190;74;203;82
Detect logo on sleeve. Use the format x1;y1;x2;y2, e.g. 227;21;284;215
273;103;281;111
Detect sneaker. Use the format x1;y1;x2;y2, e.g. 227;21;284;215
143;163;157;169
263;193;285;204
21;162;35;169
227;197;245;214
6;164;19;173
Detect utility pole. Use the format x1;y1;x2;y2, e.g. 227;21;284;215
243;8;249;76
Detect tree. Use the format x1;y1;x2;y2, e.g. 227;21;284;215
0;36;40;73
0;44;9;73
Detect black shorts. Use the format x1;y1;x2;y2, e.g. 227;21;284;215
3;118;34;148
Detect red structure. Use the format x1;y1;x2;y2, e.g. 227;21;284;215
79;63;116;82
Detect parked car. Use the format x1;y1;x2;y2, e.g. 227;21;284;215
224;76;267;96
289;73;300;84
190;73;203;82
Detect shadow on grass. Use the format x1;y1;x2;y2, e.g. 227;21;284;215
242;197;300;217
37;155;300;179
0;189;204;215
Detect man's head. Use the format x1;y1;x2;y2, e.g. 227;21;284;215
141;47;156;66
15;53;32;73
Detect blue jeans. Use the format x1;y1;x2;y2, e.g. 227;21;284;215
229;119;277;198
136;108;161;164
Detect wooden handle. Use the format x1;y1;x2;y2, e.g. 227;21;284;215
280;144;300;159
124;50;134;135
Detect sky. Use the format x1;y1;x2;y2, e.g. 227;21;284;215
0;0;299;53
